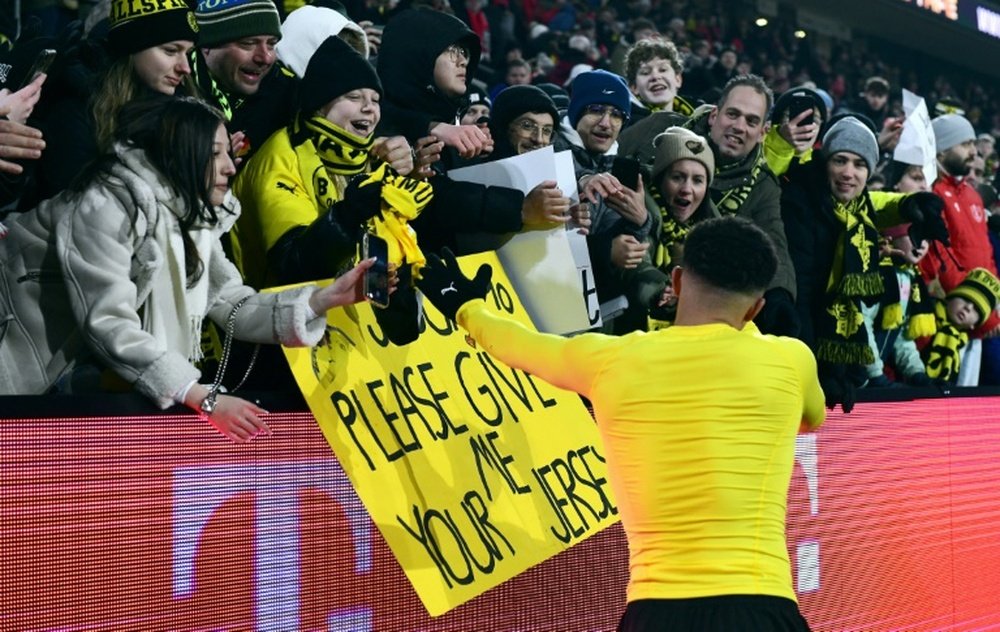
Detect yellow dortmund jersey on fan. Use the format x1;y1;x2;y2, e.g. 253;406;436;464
457;300;825;603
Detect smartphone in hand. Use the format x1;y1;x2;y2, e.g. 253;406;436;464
19;48;57;89
362;232;390;308
612;157;641;191
786;93;816;126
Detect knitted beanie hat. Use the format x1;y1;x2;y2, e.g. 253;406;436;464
536;82;570;111
947;267;1000;323
822;115;879;174
108;0;199;57
651;126;715;186
195;0;281;48
932;113;976;153
298;35;382;115
276;5;368;77
490;85;558;135
463;84;492;114
567;69;631;127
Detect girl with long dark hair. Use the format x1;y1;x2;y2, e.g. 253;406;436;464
0;97;377;442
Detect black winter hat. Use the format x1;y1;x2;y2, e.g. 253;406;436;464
108;0;199;57
461;84;492;115
535;82;569;111
299;35;382;115
489;85;559;147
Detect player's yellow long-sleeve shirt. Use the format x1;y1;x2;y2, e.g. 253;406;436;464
457;300;826;603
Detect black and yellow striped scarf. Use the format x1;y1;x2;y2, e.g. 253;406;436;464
924;300;968;383
191;52;241;121
361;162;433;277
714;156;766;216
815;195;884;366
302;114;374;177
650;186;693;273
878;262;937;340
643;95;695;116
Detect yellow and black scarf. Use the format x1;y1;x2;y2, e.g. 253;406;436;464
360;162;433;277
191;53;241;121
302;114;374;177
878;262;937;340
815;195;884;366
291;115;432;276
714;156;766;216
650;186;693;273
924;300;968;383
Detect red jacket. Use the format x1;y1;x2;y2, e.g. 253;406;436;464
919;174;1000;334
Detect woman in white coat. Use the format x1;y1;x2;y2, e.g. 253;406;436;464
0;96;377;442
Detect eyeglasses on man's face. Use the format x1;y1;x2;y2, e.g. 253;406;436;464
583;103;626;123
513;118;554;139
445;44;471;63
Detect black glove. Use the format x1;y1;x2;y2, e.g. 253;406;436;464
818;362;859;414
754;288;801;337
416;248;492;322
899;191;949;247
374;266;421;345
334;175;383;228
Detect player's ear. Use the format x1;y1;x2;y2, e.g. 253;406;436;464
744;295;766;323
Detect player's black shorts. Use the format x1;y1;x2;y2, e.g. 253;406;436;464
618;594;811;632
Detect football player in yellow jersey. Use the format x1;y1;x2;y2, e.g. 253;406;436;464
417;216;825;631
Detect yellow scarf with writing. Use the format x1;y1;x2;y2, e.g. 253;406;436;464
357;162;433;276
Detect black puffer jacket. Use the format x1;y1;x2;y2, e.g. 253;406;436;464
376;8;526;256
376;8;481;145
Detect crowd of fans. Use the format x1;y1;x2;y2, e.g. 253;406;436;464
2;0;1000;430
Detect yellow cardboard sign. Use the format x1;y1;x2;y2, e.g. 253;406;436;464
282;252;619;616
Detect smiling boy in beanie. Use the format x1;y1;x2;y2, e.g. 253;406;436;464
781;114;950;409
487;84;559;159
559;69;631;174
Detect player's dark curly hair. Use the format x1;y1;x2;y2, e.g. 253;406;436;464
681;216;777;294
